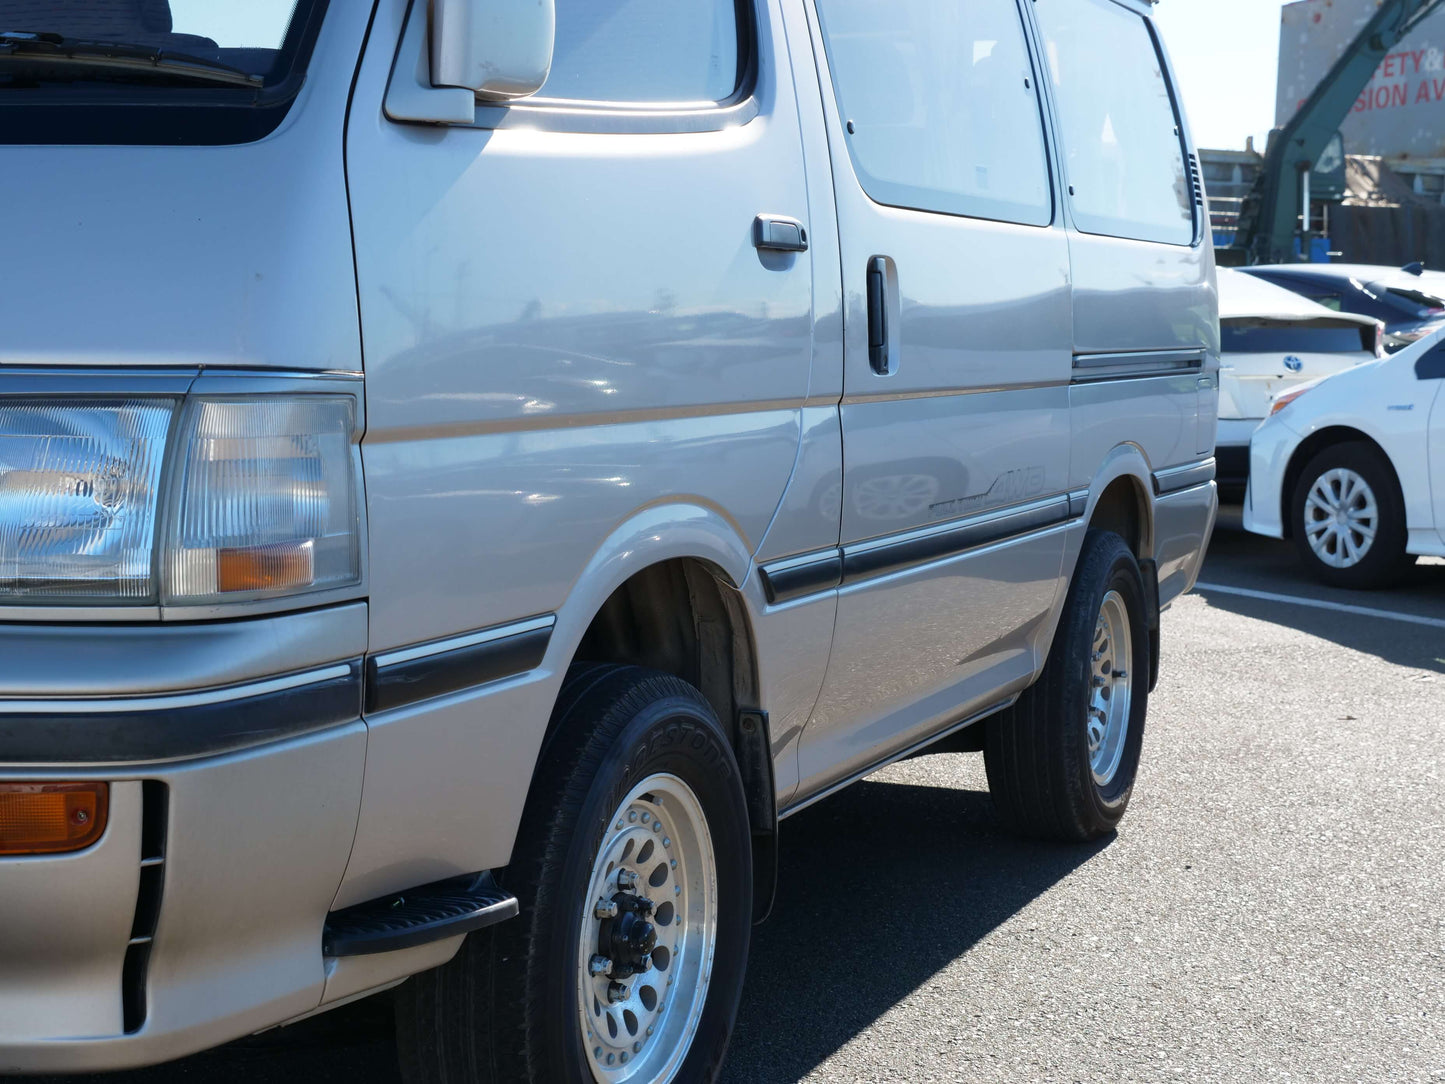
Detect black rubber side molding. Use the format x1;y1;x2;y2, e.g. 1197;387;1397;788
366;625;551;713
323;872;519;957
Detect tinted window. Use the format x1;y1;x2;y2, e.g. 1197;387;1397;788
1380;285;1445;318
1034;0;1193;245
538;0;741;104
815;0;1052;226
1221;320;1370;355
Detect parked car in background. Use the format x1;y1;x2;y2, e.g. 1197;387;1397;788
1244;330;1445;588
1216;268;1381;500
0;0;1217;1080
1240;263;1445;352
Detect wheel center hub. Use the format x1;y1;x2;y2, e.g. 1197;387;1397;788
599;892;657;978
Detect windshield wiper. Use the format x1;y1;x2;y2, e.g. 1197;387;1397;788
0;31;263;88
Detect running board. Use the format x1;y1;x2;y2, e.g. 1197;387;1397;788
323;872;518;957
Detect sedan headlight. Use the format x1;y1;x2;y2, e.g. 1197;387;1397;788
0;393;360;609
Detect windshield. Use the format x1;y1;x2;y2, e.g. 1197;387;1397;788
0;0;326;144
0;0;305;84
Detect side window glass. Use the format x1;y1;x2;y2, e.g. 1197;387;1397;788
537;0;742;105
814;0;1052;226
1034;0;1194;246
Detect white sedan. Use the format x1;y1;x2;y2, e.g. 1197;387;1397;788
1216;268;1381;499
1244;329;1445;588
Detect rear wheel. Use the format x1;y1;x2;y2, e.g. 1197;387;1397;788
396;664;753;1084
1290;441;1410;590
984;530;1150;842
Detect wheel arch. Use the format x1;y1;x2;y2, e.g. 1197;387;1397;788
539;503;776;920
1279;425;1395;539
1079;446;1155;560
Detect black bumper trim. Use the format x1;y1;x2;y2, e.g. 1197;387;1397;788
0;662;363;764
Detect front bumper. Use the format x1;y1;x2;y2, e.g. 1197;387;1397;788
1241;415;1304;540
0;606;372;1074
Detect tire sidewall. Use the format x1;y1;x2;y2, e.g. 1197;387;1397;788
1062;534;1151;822
538;692;752;1084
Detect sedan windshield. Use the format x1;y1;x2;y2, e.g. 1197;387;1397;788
0;0;309;86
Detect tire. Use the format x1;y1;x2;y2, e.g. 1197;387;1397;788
396;664;753;1084
1290;441;1411;590
984;530;1150;842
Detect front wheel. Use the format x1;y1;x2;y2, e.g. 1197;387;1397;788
396;664;753;1084
985;530;1150;842
1290;441;1410;590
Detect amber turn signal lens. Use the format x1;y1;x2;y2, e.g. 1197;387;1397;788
0;783;108;856
215;540;315;594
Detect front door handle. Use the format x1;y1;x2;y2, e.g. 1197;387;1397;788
753;214;808;253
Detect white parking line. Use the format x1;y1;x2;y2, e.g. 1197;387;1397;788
1194;582;1445;630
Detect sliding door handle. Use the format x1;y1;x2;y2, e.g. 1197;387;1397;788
753;214;809;252
867;256;894;375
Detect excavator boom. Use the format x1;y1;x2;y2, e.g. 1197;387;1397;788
1234;0;1445;264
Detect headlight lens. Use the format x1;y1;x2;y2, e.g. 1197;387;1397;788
165;396;359;604
0;391;360;609
1269;386;1311;415
0;400;173;602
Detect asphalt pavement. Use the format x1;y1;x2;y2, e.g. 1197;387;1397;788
19;516;1445;1083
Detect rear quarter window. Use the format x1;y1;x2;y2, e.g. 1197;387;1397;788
1033;0;1193;246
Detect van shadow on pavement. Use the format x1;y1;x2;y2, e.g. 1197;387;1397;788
20;772;1105;1084
720;776;1107;1082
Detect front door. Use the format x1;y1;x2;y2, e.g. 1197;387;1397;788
795;0;1074;798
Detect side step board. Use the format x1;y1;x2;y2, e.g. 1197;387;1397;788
323;871;519;957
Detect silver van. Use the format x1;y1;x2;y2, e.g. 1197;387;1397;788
0;0;1217;1080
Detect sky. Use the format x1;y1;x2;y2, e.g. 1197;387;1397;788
1153;0;1288;152
167;0;297;49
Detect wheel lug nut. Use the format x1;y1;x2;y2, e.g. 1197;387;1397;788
641;812;651;824
1113;669;1127;680
634;1041;642;1053
662;837;671;848
620;1053;629;1064
652;821;662;833
1092;675;1106;688
589;955;612;976
618;869;639;890
628;811;638;822
646;1026;654;1036
595;899;619;919
595;1046;603;1058
608;981;630;1003
635;955;652;973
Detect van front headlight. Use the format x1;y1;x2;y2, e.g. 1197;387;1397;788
0;392;360;609
0;399;173;602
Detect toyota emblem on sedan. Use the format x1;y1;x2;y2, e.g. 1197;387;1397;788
1283;355;1304;372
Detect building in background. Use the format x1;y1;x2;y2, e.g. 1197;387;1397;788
1278;0;1445;201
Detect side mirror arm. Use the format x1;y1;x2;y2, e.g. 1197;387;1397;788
384;0;478;126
